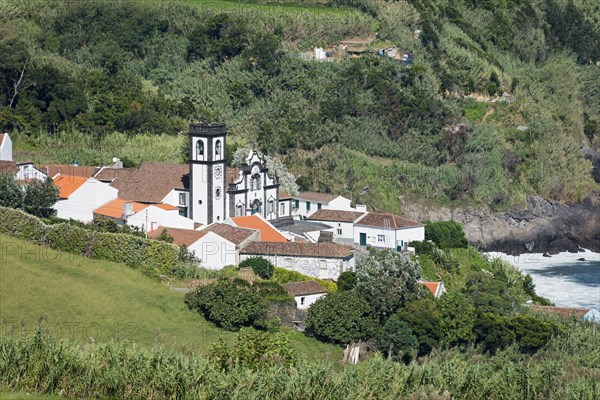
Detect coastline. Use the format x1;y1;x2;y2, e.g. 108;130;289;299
487;249;600;309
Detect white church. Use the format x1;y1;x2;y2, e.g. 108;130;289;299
188;122;289;225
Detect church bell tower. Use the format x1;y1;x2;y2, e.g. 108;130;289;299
189;122;227;225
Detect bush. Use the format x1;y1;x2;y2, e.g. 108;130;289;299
377;315;419;363
337;271;357;291
395;298;443;357
46;223;94;255
305;291;379;345
412;240;436;255
0;206;47;242
184;279;267;331
272;267;337;292
0;173;24;209
239;257;274;279
254;280;294;303
507;315;558;354
430;247;460;273
424;221;469;249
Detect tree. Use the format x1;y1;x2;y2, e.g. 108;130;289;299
239;257;274;279
305;291;379;345
232;147;299;195
355;249;425;322
473;312;515;354
377;314;419;363
424;221;468;249
184;279;267;331
395;298;443;357
438;292;476;346
155;228;174;243
0;173;24;209
337;271;357;291
507;315;558;354
23;178;59;218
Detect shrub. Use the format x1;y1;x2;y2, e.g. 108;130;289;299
0;173;24;209
184;279;267;331
430;247;460;273
395;298;443;357
239;257;274;279
412;240;436;255
305;291;379;345
254;280;294;303
22;178;59;218
0;206;47;242
337;271;357;291
377;315;419;363
272;267;337;292
46;223;94;255
424;220;469;249
473;312;515;354
507;315;558;354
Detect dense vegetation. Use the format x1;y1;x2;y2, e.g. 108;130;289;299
1;0;599;213
1;322;598;399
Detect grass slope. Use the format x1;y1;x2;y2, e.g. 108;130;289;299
0;233;341;361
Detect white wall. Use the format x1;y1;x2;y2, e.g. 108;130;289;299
239;253;355;280
0;133;12;161
191;231;238;269
16;163;47;181
278;198;292;218
294;293;325;309
54;179;118;222
161;189;189;216
127;206;195;233
307;220;354;240
328;196;353;211
293;196;353;218
353;225;425;250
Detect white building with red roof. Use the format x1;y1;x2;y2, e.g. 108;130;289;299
353;212;424;251
52;174;118;222
292;191;354;218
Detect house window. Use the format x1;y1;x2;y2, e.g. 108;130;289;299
300;297;305;305
317;203;322;210
294;200;299;209
337;228;342;235
196;141;204;160
280;202;285;215
236;203;244;217
319;260;327;269
178;207;187;217
268;199;274;213
215;140;222;158
306;201;311;211
179;193;186;205
377;234;386;242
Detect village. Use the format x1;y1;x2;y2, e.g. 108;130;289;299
0;125;449;309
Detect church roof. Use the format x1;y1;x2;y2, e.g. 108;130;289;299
241;241;354;259
355;212;422;229
308;209;365;223
294;191;341;203
107;162;189;203
201;223;258;245
231;215;288;242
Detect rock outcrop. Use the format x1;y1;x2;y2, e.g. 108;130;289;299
403;196;600;255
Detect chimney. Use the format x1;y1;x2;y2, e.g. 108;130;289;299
123;202;134;218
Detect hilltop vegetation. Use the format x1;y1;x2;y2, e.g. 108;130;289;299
1;0;599;213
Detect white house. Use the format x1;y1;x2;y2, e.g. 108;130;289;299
149;223;259;269
353;212;424;251
240;241;355;280
15;162;48;181
307;209;366;241
53;174;118;222
93;198;196;232
282;281;328;309
0;133;13;161
292;192;353;218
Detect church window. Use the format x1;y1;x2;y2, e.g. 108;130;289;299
268;199;274;213
236;203;244;217
252;175;261;190
215;188;222;199
196;141;204;160
280;202;285;215
215;140;222;158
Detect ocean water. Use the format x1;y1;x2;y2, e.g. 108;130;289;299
487;249;600;309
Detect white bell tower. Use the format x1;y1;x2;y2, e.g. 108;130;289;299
189;122;227;225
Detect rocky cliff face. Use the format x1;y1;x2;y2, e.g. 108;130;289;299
403;196;600;255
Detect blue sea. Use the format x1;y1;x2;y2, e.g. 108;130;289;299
487;250;600;309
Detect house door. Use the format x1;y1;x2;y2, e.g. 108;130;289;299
397;240;404;252
359;233;367;246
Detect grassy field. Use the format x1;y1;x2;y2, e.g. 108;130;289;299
179;0;357;15
0;233;341;361
0;392;65;400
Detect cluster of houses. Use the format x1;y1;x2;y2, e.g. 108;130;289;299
1;126;445;307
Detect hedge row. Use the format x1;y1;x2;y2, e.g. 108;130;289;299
0;206;179;277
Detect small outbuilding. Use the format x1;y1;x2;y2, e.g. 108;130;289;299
282;281;328;309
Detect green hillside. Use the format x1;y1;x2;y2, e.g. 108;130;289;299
1;0;599;212
0;233;341;360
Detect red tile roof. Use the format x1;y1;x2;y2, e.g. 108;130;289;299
0;160;18;174
532;306;591;318
232;215;288;242
201;223;258;245
283;281;327;296
53;175;89;199
419;281;446;298
278;190;293;199
241;241;354;258
93;198;147;220
0;133;5;146
148;226;209;247
42;164;99;179
226;167;242;183
294;191;340;203
308;209;365;223
355;212;422;229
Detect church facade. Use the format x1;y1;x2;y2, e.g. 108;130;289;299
188;122;291;225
